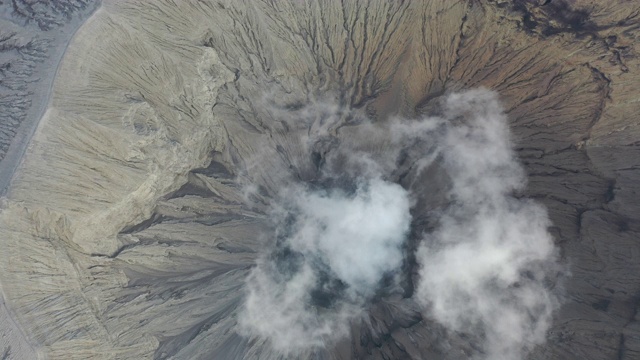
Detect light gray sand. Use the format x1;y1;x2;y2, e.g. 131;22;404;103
0;1;100;195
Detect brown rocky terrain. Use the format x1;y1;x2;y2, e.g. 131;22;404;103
0;0;639;359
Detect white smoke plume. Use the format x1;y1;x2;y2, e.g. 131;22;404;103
240;178;413;354
239;88;560;359
415;90;560;359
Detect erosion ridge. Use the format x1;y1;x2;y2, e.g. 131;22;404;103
0;0;638;359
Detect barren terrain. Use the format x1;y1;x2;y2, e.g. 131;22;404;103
1;1;639;359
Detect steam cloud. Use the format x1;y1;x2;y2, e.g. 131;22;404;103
240;179;412;353
239;89;560;359
415;91;560;359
